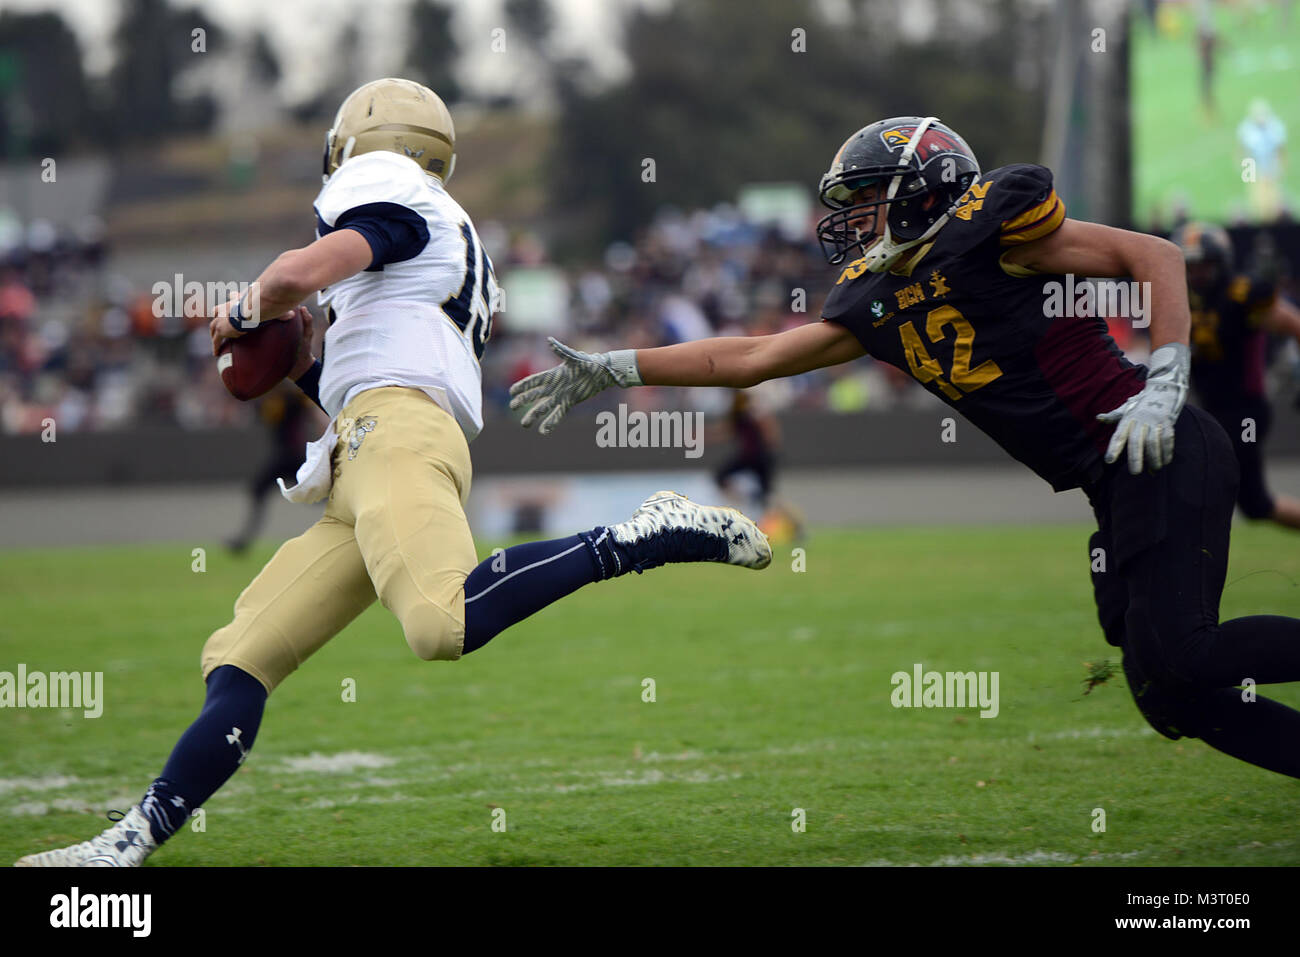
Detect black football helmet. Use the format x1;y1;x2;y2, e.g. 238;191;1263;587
1170;221;1234;294
816;116;980;270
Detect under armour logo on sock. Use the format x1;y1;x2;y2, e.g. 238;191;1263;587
226;726;249;764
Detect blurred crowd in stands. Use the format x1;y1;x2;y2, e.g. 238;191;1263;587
0;202;953;436
0;211;259;435
0;200;1219;436
480;204;955;426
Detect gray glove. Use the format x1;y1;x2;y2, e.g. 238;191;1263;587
1096;342;1190;474
509;337;642;434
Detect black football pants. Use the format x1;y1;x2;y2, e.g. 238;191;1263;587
1086;405;1300;777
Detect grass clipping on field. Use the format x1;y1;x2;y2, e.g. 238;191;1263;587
1082;658;1119;695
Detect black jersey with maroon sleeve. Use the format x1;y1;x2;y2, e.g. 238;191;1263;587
821;164;1144;492
1188;274;1276;406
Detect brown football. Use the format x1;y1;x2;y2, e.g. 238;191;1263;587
217;311;303;401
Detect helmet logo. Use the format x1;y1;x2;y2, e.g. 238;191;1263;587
879;124;968;168
402;145;426;159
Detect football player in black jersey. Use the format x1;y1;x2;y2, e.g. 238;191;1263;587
512;116;1300;779
1174;222;1300;531
226;382;322;555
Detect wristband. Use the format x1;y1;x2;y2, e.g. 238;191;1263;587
227;290;260;332
605;349;643;387
1146;342;1189;383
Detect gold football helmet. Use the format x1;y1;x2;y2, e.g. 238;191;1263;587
322;78;456;184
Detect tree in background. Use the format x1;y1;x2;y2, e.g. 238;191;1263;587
0;11;95;158
108;0;226;144
503;0;556;103
249;29;282;88
549;0;1045;251
405;0;462;104
286;19;365;125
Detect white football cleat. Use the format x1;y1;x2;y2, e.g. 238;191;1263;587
607;490;772;572
14;806;157;867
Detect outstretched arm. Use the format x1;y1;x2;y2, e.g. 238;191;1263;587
636;321;867;388
510;321;866;433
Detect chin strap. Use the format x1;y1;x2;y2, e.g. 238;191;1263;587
863;213;952;273
864;116;947;273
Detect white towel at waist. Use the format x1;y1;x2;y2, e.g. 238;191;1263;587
278;420;339;504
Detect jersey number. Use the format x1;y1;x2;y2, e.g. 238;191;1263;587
443;222;494;360
898;305;1002;400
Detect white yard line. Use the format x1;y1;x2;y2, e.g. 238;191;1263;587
0;774;81;795
861;849;1149;866
1027;726;1157;741
278;751;397;773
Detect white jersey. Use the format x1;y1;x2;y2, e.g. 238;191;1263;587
313;149;495;440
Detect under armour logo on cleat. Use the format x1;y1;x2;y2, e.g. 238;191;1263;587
226;727;249;765
115;830;140;853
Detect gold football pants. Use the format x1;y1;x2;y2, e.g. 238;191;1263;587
201;387;477;693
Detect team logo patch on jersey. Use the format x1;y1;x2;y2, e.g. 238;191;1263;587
929;270;951;297
871;300;885;318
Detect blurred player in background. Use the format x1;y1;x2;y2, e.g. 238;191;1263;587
1195;0;1219;120
514;115;1300;780
711;391;803;543
1175;221;1300;530
226;377;322;555
1237;99;1287;221
15;78;769;868
714;392;776;506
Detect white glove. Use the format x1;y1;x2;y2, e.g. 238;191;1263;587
1096;342;1190;475
509;337;642;434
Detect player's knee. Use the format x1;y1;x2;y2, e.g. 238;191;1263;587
201;620;288;694
1122;646;1197;741
399;601;464;662
1126;675;1189;741
201;624;239;680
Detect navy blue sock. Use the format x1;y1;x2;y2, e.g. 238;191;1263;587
462;527;631;654
139;664;267;845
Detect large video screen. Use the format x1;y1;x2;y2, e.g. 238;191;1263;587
1131;0;1299;229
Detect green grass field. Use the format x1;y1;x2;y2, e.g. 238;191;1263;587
1132;2;1300;225
1;524;1298;866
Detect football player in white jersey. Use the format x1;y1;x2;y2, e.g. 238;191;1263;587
15;78;769;867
